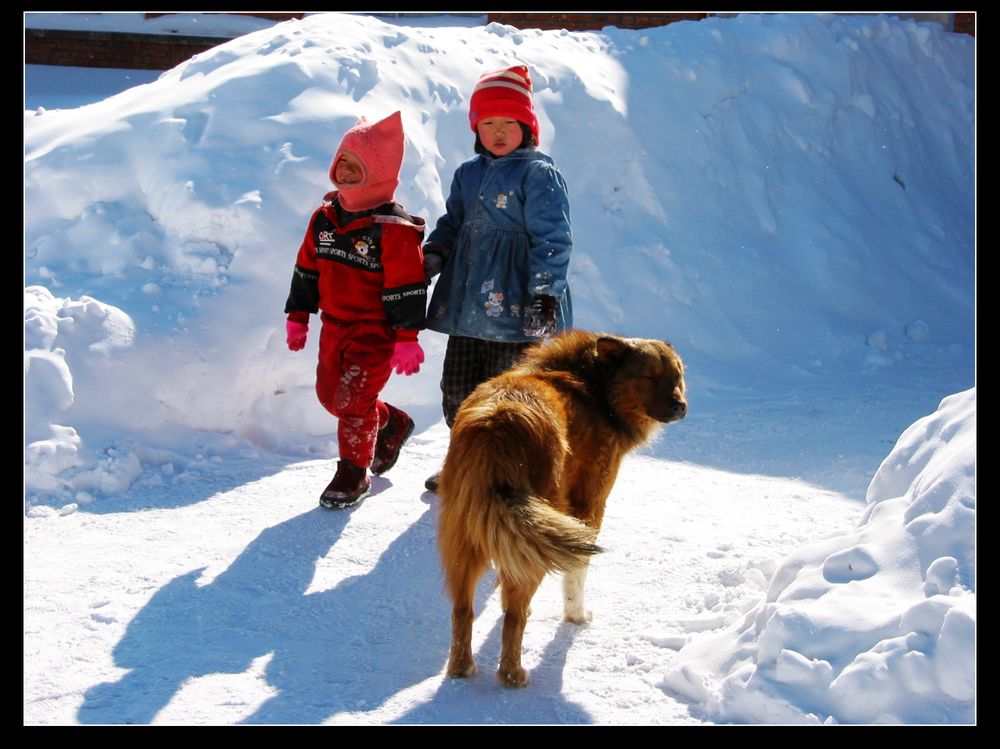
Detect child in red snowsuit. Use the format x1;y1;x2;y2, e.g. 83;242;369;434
284;111;427;508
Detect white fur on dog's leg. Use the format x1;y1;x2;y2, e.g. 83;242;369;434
563;564;593;624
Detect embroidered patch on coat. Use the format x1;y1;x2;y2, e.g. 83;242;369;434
485;291;505;318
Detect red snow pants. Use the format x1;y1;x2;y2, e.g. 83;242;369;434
315;315;393;469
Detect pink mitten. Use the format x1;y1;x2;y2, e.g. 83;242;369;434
286;320;308;351
390;340;425;376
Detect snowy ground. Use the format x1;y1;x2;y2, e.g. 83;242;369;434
24;13;974;724
26;428;864;725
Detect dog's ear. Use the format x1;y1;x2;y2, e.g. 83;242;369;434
595;336;631;364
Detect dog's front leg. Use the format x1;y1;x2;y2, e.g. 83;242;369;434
563;563;593;624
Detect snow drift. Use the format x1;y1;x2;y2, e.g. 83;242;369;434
24;12;974;503
663;388;976;723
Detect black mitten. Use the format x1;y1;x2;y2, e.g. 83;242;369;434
523;294;557;338
422;242;446;281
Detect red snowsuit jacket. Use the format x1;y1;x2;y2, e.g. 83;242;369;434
285;192;427;341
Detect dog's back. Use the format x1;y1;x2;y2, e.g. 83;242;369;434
438;372;602;590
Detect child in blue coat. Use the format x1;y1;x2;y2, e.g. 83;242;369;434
422;65;573;490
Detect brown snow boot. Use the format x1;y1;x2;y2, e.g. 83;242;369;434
370;404;415;476
319;460;371;509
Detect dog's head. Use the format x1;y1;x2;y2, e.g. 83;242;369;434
596;335;687;427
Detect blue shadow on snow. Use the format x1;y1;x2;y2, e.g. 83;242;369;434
77;494;594;724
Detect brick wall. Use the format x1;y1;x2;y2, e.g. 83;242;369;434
486;13;706;31
24;13;305;71
144;12;301;22
488;11;976;35
25;28;225;70
953;12;975;36
25;11;975;71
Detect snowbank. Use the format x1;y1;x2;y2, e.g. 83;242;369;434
663;388;976;723
24;13;974;505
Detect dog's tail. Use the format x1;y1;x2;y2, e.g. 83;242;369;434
438;390;603;588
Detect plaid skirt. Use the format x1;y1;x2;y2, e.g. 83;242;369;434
440;336;531;427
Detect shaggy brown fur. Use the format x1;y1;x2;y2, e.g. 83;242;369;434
437;329;687;688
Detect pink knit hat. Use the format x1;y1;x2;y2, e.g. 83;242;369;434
468;65;540;144
329;111;405;211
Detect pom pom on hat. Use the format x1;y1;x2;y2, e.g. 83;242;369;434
330;111;405;211
468;65;540;144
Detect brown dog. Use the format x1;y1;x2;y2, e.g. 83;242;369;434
437;330;687;688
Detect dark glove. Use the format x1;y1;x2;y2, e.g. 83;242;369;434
422;243;446;281
522;295;558;338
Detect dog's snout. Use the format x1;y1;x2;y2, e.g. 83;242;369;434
671;384;687;419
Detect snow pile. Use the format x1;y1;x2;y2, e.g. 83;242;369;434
24;12;973;505
663;388;976;723
25;286;137;498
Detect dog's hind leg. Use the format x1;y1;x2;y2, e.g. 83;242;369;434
562;562;593;624
497;572;544;688
445;547;489;679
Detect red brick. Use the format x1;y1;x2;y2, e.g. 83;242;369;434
953;12;975;36
487;12;705;31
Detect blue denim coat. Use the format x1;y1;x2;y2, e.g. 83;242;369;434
425;147;573;342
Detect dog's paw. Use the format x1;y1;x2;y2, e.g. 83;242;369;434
446;658;479;679
497;666;530;689
564;608;593;625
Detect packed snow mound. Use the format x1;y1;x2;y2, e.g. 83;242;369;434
25;286;137;496
23;13;974;504
663;388;976;723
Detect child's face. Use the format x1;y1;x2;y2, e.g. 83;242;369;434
477;118;523;157
334;153;364;185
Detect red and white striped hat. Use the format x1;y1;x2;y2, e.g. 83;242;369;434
468;65;540;144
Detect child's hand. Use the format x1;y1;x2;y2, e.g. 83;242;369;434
423;251;444;281
391;340;425;376
523;295;557;338
286;320;309;351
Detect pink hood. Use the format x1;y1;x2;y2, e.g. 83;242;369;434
329;111;405;211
